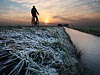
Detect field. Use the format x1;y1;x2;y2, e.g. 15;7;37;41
72;27;100;36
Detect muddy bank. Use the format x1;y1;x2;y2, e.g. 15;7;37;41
0;27;86;75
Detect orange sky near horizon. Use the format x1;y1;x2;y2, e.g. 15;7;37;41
0;0;100;26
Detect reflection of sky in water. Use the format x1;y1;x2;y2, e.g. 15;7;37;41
65;28;100;75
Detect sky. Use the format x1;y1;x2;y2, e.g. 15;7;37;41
0;0;100;26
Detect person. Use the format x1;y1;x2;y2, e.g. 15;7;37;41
31;6;39;26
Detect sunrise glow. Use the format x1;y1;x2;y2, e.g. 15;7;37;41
0;0;100;26
45;19;49;24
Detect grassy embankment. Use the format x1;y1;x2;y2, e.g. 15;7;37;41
71;27;100;36
0;26;88;75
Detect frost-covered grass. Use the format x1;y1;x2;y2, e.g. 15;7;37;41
0;27;86;75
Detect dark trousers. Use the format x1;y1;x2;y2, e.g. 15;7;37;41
31;15;39;25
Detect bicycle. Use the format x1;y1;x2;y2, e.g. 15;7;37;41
31;17;39;26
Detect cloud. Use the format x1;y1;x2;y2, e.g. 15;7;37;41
0;0;100;26
52;16;75;22
0;5;26;14
10;0;41;3
71;15;100;26
9;0;100;14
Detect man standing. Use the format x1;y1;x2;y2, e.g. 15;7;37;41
31;6;39;26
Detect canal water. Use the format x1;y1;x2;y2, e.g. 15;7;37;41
65;28;100;75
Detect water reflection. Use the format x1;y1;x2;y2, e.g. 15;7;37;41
65;28;100;75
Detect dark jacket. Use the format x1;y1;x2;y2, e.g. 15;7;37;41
31;7;39;17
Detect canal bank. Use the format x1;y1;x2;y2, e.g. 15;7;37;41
70;27;100;37
0;26;88;75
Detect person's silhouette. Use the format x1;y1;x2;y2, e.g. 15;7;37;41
31;6;39;26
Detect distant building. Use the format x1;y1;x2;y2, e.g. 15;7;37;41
57;24;69;27
57;24;63;26
63;24;69;27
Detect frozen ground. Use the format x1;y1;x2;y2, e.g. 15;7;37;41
0;27;84;75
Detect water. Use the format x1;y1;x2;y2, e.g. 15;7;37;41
65;28;100;75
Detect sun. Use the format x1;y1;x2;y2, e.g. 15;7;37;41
45;19;49;24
